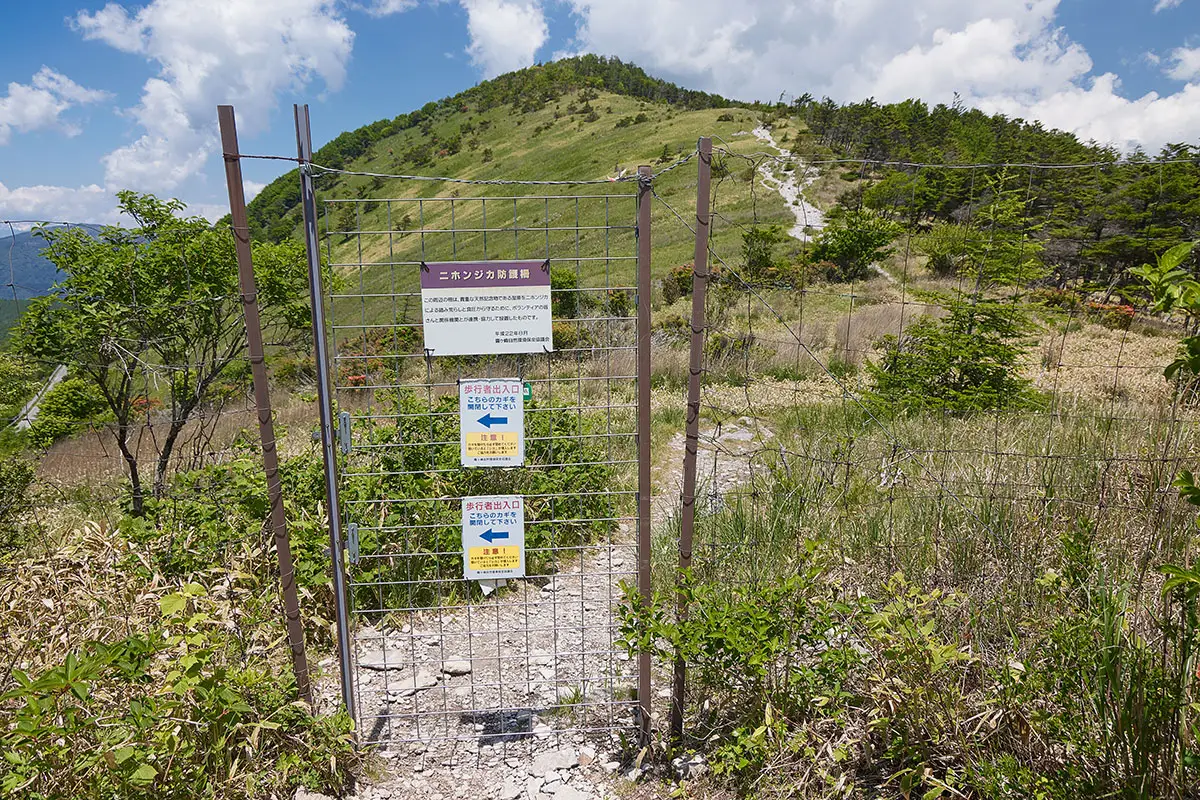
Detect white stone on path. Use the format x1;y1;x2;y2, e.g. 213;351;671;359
441;659;472;676
529;749;578;776
385;670;439;700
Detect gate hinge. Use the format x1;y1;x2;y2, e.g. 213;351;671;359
338;411;352;454
347;523;360;565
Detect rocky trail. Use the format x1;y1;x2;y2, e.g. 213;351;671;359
749;125;898;284
307;419;772;800
751;125;825;241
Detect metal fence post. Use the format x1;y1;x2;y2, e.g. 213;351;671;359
671;138;712;744
216;105;313;706
636;164;654;746
295;103;357;722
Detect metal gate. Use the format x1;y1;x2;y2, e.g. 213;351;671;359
297;109;653;751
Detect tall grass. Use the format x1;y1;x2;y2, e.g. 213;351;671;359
641;394;1200;796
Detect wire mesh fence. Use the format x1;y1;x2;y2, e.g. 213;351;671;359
316;186;648;752
646;134;1200;793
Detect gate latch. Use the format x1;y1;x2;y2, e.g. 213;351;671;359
338;411;352;454
346;523;360;565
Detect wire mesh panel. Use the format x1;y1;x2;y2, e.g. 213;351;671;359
653;143;1200;793
320;190;643;752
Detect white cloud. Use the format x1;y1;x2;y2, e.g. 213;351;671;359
565;0;1200;151
74;0;355;194
243;180;268;202
460;0;548;77
359;0;419;15
0;182;117;225
1166;46;1200;81
1155;0;1184;12
0;67;110;145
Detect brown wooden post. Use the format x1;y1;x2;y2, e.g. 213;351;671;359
636;164;654;746
217;105;312;706
671;137;712;744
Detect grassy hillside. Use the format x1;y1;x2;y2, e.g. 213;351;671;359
248;71;802;325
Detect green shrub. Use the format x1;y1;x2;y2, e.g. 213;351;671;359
0;455;34;550
27;377;108;449
0;355;39;424
550;265;581;319
118;455;329;591
603;288;633;318
341;389;618;612
551;320;587;351
810;210;900;282
867;300;1040;414
666;263;695;301
0;585;359;799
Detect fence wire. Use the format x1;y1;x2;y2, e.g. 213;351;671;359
317;184;645;755
653;136;1200;769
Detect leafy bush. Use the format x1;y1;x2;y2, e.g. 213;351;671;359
0;455;34;550
551;320;587;351
867;300;1041;414
1;584;358;799
550;265;581;319
27;377;108;449
0;354;39;424
341;390;617;612
914;222;981;277
118;455;329;592
666;263;695;302
810;210;900;282
1085;301;1135;330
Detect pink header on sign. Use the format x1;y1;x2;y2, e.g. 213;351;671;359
421;260;550;290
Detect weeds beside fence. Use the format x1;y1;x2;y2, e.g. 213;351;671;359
629;135;1200;797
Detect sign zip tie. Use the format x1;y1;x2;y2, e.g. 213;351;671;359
338;410;352;455
347;523;359;565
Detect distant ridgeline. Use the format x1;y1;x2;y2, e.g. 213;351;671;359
0;225;97;339
0;228;79;299
242;54;1198;284
243;55;737;242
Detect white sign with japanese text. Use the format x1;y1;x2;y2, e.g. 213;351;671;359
461;495;525;580
420;260;554;356
459;378;524;468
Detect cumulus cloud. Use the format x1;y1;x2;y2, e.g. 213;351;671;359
565;0;1200;151
1167;46;1200;81
74;0;354;193
358;0;419;16
0;67;110;145
460;0;548;77
1155;0;1184;12
0;182;116;225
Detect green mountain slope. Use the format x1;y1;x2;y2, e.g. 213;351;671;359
245;57;800;328
246;55;737;243
244;56;1179;328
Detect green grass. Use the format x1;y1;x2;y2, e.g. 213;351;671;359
288;93;789;327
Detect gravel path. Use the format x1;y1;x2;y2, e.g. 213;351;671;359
309;420;773;800
751;126;825;241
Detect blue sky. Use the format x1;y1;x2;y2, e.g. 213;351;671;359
2;0;1199;224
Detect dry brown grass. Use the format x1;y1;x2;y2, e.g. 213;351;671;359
37;393;322;488
1027;322;1178;405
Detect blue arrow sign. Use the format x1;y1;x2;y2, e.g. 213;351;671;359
477;413;509;429
480;528;509;543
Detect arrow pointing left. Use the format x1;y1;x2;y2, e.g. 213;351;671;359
480;528;510;543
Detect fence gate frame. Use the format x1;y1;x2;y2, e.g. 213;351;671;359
294;104;655;749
